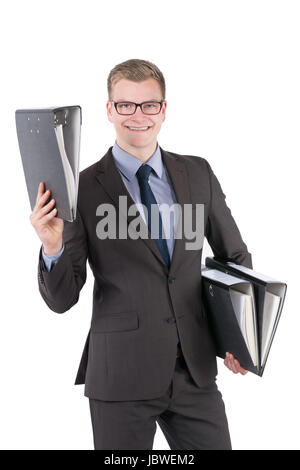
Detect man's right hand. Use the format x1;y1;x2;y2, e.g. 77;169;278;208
30;182;64;255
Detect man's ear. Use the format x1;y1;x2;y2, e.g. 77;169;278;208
161;100;167;122
106;100;113;123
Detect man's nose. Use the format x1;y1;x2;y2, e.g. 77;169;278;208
133;105;144;117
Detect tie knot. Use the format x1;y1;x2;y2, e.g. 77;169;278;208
136;164;152;182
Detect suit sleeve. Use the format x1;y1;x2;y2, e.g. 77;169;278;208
205;160;253;269
37;208;88;313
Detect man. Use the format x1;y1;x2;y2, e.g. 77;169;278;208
31;59;250;450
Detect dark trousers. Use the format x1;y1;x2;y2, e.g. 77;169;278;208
88;350;232;450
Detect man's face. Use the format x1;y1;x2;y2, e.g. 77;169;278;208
107;78;166;154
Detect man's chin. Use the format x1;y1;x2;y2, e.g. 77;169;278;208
122;136;157;149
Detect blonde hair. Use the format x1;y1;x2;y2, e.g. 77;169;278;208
107;59;166;100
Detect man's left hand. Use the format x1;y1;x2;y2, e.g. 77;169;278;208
224;352;248;375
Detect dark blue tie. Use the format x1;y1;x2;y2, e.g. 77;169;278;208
136;164;170;269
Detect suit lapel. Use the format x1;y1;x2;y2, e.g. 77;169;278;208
161;148;192;274
95;146;192;274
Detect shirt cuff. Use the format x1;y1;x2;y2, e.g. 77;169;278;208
42;243;65;272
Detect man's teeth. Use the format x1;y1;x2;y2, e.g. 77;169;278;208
127;126;149;130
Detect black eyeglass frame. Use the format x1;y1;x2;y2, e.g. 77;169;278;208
111;100;165;115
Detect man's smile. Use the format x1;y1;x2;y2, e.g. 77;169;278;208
125;125;152;132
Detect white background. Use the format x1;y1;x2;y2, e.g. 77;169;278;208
0;0;299;450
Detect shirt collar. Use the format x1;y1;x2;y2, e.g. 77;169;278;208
112;141;163;182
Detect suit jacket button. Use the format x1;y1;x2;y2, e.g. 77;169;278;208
166;317;176;324
168;276;176;283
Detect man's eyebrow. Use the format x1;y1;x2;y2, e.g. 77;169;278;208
113;99;162;102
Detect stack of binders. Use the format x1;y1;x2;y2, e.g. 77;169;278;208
202;257;287;376
15;105;82;222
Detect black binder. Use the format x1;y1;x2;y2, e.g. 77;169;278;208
202;266;259;374
15;105;82;222
203;257;287;376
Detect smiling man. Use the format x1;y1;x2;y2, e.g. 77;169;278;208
32;59;251;450
107;77;165;161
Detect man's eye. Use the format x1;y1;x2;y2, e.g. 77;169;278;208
120;103;131;108
144;103;160;109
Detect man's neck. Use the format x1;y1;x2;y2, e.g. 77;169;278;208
115;139;158;163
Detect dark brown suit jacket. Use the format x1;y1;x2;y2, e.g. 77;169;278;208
37;146;252;401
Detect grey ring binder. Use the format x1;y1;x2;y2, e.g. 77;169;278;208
15;105;82;222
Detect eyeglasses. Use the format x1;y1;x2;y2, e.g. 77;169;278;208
111;100;164;115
